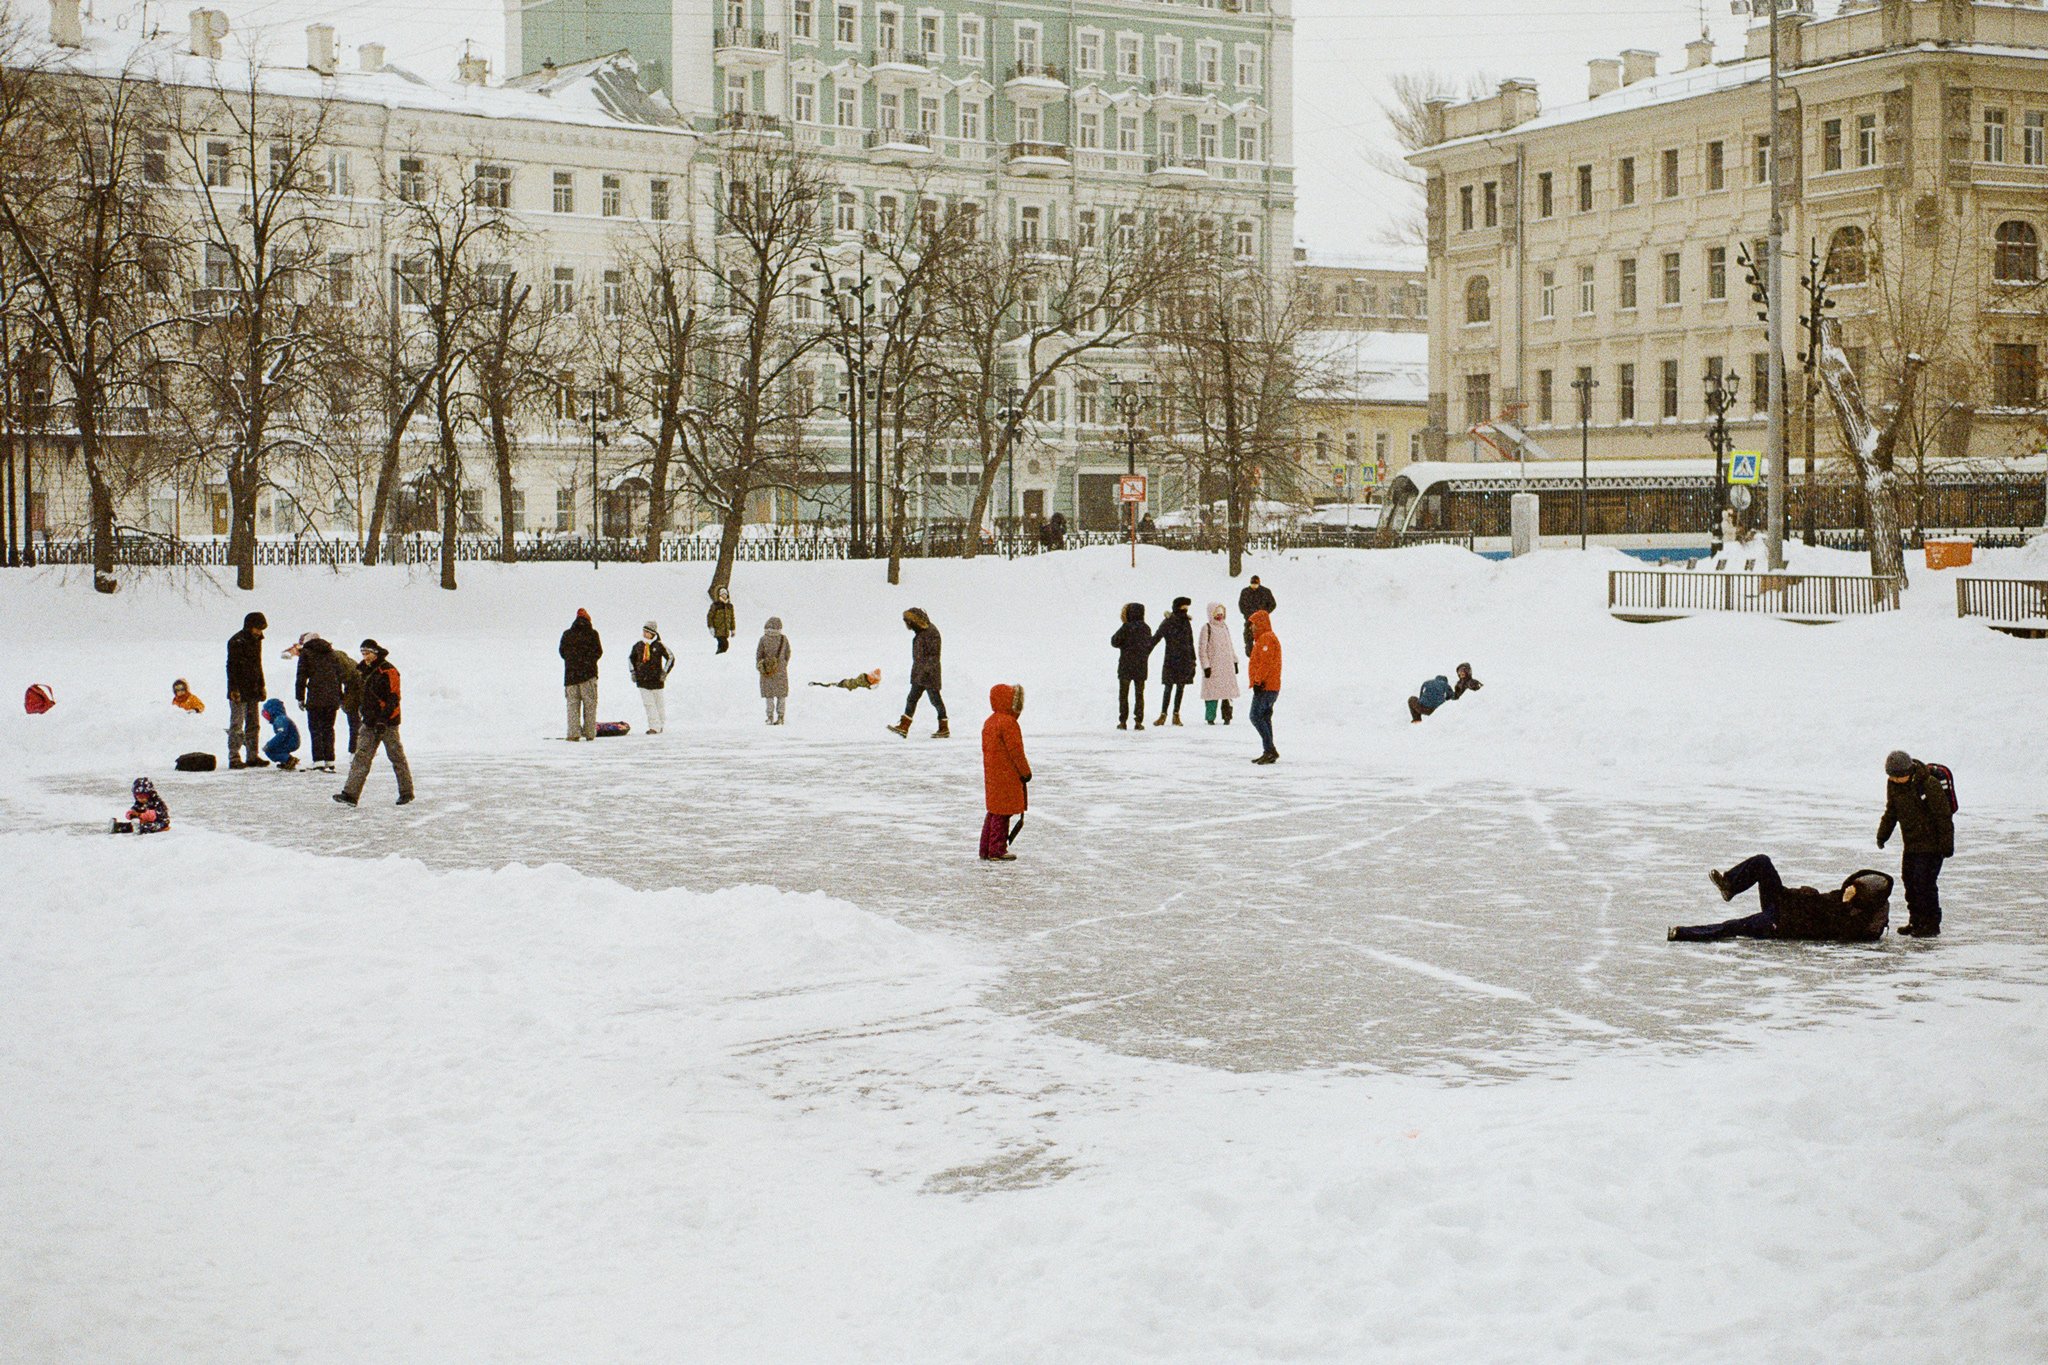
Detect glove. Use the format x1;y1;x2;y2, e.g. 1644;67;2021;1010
1876;828;1887;848
1020;773;1031;784
1203;667;1211;678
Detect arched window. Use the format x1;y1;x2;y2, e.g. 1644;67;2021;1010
1824;225;1868;285
1464;275;1491;324
1994;220;2039;283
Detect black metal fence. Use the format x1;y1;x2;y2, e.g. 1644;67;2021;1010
1810;528;2038;552
1955;577;2048;626
1609;569;1903;621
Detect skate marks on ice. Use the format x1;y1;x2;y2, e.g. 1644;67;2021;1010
109;739;2048;1083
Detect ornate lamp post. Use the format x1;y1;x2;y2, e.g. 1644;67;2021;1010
816;253;873;554
1113;378;1152;568
997;386;1023;558
1704;366;1742;552
1570;372;1599;550
583;386;609;571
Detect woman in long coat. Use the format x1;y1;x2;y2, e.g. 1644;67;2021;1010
1196;601;1241;725
1152;597;1197;727
756;616;792;724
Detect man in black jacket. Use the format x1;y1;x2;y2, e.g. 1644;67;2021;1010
1879;749;1955;937
225;611;268;768
1237;576;1275;652
292;634;346;771
335;639;413;807
559;609;603;741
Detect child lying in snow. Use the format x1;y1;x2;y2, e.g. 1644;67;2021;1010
111;777;169;834
810;669;882;690
171;679;206;713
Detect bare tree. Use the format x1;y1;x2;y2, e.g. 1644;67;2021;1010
0;49;180;588
1371;70;1493;250
466;263;570;562
604;223;702;563
1815;313;1923;585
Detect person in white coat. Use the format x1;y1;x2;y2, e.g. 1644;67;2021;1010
1196;601;1241;724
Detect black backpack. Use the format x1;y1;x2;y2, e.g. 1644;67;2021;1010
174;752;217;772
1926;763;1959;814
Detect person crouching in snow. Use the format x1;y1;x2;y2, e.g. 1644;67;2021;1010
756;616;792;724
1408;663;1482;723
259;698;302;770
980;684;1031;861
1111;602;1157;730
112;777;169;834
1196;602;1239;725
171;679;206;713
630;622;675;734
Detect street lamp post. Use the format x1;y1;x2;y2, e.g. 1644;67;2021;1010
1114;379;1151;569
997;386;1023;559
816;254;873;554
1704;366;1742;552
1570;373;1599;550
584;387;609;572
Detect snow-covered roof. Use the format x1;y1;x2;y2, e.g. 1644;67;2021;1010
1297;245;1425;276
1297;329;1429;407
8;0;690;136
1420;58;1768;159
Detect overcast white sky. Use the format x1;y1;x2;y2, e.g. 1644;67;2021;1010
91;0;1767;251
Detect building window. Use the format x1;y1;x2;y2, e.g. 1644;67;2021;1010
1235;44;1261;90
1616;363;1636;421
601;174;622;217
325;251;353;304
1077;30;1102;74
1315;431;1332;462
1016;105;1042;143
1463;373;1492;426
1238;126;1260;162
1992;343;2039;407
1662;251;1681;305
552;171;574;213
205;139;233;187
1198;123;1220;160
1984;108;2007;164
1661;359;1680;419
1578;263;1595;314
1752;352;1770;411
1077;209;1097;249
1857;113;1879;167
475;162;511;208
793;0;814;40
838;85;859;127
918;14;939;57
1661;147;1679;197
835;191;858;233
2025;111;2046;167
1233;220;1254;259
267;141;293;189
142;132;168;183
324;150;351;197
1117;34;1141;78
793;81;816;124
1706;139;1725;190
1536;170;1553;218
837;2;857;45
1538;269;1556;319
1015;21;1041;70
960;99;983;141
1618;155;1636;205
1822;118;1843;172
397;156;426;202
1459;185;1474;232
602;268;623;319
1482;180;1498;228
551;266;576;313
1116;115;1140;153
1618;257;1638;310
1464;275;1491;324
1753;133;1772;185
1994;221;2039;283
959;15;982;61
1576;163;1594;212
1410;431;1424;459
1536;368;1554;422
556;487;575;532
1707;245;1727;300
1196;41;1221;88
1825;226;1868;285
1078;111;1101;149
1344;431;1361;462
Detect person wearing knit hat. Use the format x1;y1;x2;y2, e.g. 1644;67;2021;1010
559;610;603;741
225;611;268;768
1878;749;1955;937
335;639;413;807
629;622;675;734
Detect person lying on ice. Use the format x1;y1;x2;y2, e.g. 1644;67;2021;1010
1408;663;1482;723
111;777;169;834
259;698;302;771
1668;856;1894;942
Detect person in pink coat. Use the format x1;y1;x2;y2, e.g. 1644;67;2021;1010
1196;601;1241;725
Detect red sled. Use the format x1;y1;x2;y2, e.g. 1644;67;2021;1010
595;721;632;737
24;684;55;715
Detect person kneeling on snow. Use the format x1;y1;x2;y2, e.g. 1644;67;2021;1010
259;698;302;771
1669;857;1894;943
1408;663;1482;723
112;777;169;834
980;684;1031;862
171;678;206;713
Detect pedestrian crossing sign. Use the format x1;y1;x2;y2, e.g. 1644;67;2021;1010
1729;452;1761;485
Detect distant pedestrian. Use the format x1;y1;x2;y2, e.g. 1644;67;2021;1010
1878;749;1955;937
259;698;302;771
887;607;949;738
1152;597;1196;726
630;621;675;734
756;616;792;725
1237;575;1275;652
1247;608;1281;764
335;639;414;807
225;610;268;768
980;683;1031;862
1670;858;1894;942
292;633;346;771
1111;602;1157;730
1408;663;1483;723
707;586;736;655
1197;601;1240;725
171;678;206;713
560;608;602;741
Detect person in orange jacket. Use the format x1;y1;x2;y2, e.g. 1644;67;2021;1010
980;683;1031;861
171;679;206;713
1247;609;1281;765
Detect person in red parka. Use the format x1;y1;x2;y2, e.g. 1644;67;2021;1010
1247;609;1281;765
980;683;1031;861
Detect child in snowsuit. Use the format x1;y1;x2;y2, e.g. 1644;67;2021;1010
260;698;302;770
1197;602;1239;725
113;777;170;834
1670;858;1894;942
1409;663;1482;722
707;587;736;655
980;684;1031;861
756;616;792;724
171;679;206;713
1152;598;1196;726
1111;602;1158;730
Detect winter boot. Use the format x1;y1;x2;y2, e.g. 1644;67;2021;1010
247;756;271;768
1117;720;1127;730
1709;869;1733;901
887;716;912;738
931;719;951;739
1221;700;1233;725
1134;720;1145;731
278;756;299;772
1152;713;1166;728
332;792;357;806
228;758;247;770
1171;714;1183;726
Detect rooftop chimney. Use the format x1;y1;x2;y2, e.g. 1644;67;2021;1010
1588;57;1622;99
49;0;83;48
188;7;228;60
457;52;490;85
1498;77;1540;129
358;42;385;73
1686;35;1714;69
306;23;336;75
1620;49;1658;86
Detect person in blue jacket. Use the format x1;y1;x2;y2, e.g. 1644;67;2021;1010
260;697;303;770
1408;663;1482;723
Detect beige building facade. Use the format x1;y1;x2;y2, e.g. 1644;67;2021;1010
1410;0;2048;467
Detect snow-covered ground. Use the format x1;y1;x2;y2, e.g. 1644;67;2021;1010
4;544;2046;1362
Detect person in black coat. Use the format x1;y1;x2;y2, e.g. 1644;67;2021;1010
1237;576;1275;652
559;609;603;741
1671;857;1895;943
888;607;949;738
1111;602;1159;730
1878;749;1956;937
225;610;268;768
1152;597;1197;726
293;633;346;771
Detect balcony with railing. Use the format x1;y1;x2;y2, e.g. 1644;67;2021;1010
1004;61;1068;102
712;27;781;66
1149;75;1205;107
869;44;940;85
1147;155;1210;187
713;110;788;141
864;127;936;165
1005;141;1071;176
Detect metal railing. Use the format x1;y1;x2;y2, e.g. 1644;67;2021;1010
1811;527;2037;552
869;45;935;68
713;27;781;52
1006;140;1070;162
1609;569;1903;620
1007;61;1065;83
715;111;787;135
863;128;934;151
1956;576;2048;627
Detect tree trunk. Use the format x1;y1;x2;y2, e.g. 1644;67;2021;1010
362;381;433;566
491;403;518;564
1814;317;1922;587
886;410;906;586
643;417;676;565
437;414;460;591
962;441;997;561
709;482;745;598
76;407;116;589
228;464;258;591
